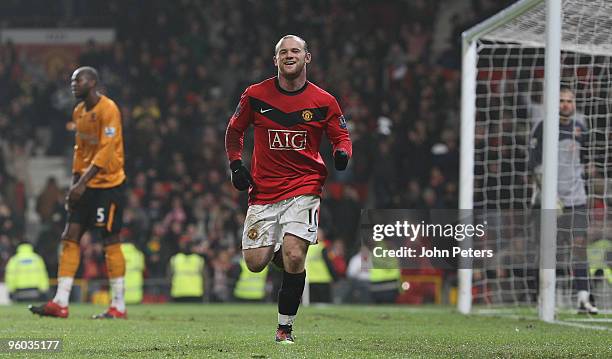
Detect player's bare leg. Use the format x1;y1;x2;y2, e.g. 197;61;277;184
93;234;127;319
242;245;275;273
276;234;308;344
30;223;85;318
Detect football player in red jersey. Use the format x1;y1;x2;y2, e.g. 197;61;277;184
226;35;352;344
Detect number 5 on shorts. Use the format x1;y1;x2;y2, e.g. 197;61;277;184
96;207;105;223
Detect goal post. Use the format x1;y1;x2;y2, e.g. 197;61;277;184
459;0;559;319
459;0;612;321
539;0;561;323
458;39;477;315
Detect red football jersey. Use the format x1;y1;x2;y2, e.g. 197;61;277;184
225;77;352;205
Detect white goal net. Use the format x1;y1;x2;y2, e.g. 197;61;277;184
462;0;612;314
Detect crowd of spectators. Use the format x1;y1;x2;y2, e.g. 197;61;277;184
0;0;513;298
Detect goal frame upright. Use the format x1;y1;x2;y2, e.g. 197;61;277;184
459;0;561;322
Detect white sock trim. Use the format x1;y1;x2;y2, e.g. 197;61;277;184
53;277;74;307
577;290;589;303
109;277;125;312
278;314;296;326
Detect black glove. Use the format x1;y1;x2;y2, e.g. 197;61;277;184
230;160;253;191
334;150;349;171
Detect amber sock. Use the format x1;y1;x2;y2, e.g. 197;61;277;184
53;240;81;306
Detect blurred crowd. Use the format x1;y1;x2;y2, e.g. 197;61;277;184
0;0;513;297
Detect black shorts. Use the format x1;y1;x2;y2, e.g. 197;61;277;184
558;205;588;240
67;182;125;237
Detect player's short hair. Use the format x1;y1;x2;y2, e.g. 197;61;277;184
560;86;575;96
274;35;309;54
75;66;99;83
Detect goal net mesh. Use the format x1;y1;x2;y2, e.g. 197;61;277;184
470;0;612;311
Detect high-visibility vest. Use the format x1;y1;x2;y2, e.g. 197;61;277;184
370;245;401;284
370;253;401;284
5;243;49;293
588;239;612;284
370;267;401;283
305;243;333;284
170;253;205;298
233;260;268;300
121;243;145;304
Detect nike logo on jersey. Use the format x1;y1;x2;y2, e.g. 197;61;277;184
250;97;328;127
307;228;317;233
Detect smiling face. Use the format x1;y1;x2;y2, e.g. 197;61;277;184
273;36;311;80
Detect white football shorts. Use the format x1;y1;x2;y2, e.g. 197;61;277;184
242;195;320;251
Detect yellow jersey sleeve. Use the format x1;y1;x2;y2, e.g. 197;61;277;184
92;102;121;169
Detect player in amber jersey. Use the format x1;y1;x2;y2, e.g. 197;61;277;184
30;67;127;319
225;35;352;344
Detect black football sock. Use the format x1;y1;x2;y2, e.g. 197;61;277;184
574;267;589;292
271;247;284;270
278;270;306;328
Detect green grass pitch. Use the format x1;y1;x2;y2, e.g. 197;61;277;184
0;304;610;358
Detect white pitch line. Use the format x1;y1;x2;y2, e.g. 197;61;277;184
474;308;536;315
473;311;612;331
564;318;612;323
552;320;612;331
